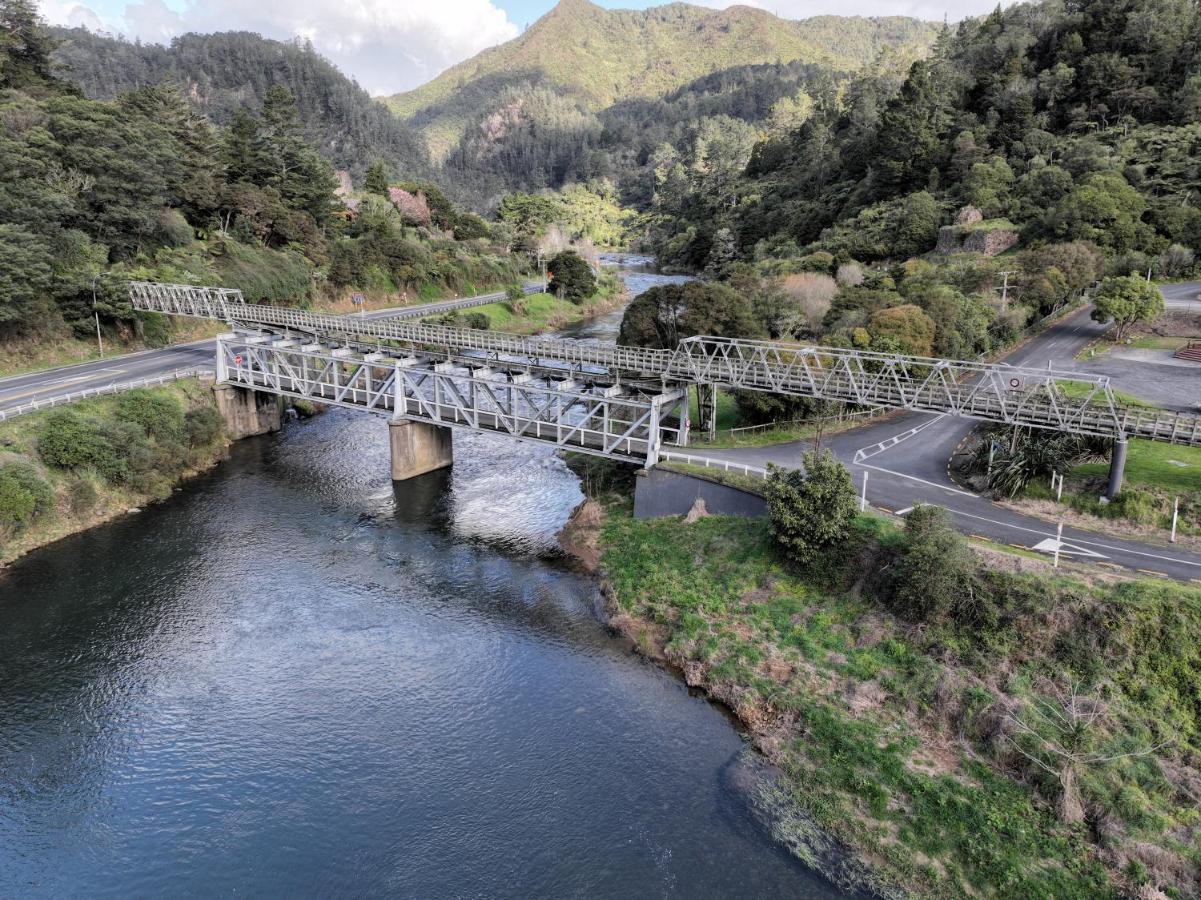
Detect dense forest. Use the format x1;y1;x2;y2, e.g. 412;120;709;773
50;28;431;185
0;0;526;353
601;0;1201;406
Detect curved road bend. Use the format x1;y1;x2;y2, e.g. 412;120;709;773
0;283;544;417
706;291;1201;582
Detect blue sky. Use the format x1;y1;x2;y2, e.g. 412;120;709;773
38;0;1012;96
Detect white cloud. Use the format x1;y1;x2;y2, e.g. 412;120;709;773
37;0;519;96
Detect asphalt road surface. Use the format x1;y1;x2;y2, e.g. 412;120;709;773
0;282;543;417
707;290;1201;581
4;280;1198;580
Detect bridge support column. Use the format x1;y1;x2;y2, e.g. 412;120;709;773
213;384;282;440
389;418;453;481
1106;437;1128;499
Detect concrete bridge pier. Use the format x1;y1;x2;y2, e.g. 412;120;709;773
213;384;283;439
389;418;453;481
1107;436;1128;499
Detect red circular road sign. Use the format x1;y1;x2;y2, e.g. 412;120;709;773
1009;377;1021;389
234;354;243;365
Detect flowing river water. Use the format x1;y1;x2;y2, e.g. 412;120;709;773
0;260;852;898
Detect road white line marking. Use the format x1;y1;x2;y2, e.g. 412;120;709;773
853;415;946;463
43;368;124;385
1032;538;1107;559
937;507;1201;569
855;462;977;497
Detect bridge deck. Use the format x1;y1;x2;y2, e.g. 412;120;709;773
129;280;1201;447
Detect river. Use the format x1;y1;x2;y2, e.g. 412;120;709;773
0;261;850;898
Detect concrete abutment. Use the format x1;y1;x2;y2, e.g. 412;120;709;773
389;418;453;481
213;384;283;440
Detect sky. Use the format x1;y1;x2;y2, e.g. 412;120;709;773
37;0;1016;97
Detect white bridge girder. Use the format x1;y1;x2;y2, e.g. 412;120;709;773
131;280;1201;448
218;340;688;465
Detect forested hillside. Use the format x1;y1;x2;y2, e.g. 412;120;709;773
386;0;938;200
50;28;431;183
657;0;1201;273
0;0;526;363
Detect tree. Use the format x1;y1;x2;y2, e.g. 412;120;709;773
618;282;761;349
889;504;975;622
868;304;936;356
547;250;595;303
1047;173;1147;251
0;0;59;93
364;160;389;196
764;451;859;569
1092;274;1164;341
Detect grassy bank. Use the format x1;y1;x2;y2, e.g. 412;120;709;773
0;379;229;565
426;272;626;335
597;502;1201;898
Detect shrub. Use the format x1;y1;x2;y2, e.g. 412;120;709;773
38;410;129;483
505;283;525;303
547;250;596;303
1110;488;1159;525
795;251;835;272
0;461;54;535
462;312;490;331
184;405;225;448
764;451;858;568
67;476;97;514
890;504;976;622
116;389;185;443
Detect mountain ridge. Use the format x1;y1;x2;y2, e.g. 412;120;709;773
385;0;941;162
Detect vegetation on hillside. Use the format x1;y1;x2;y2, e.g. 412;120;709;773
50;27;431;184
0;380;228;563
600;498;1201;897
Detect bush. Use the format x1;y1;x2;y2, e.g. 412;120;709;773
0;461;54;535
462;312;490;331
1110;488;1159;525
764;451;858;568
38;409;129;483
547;250;596;303
184;405;225;448
116;389;185;443
890;504;976;622
67;476;97;514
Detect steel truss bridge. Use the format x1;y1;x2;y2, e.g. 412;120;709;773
130;281;1201;467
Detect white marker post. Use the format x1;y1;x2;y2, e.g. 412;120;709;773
860;470;869;512
1171;497;1179;543
1054;521;1063;569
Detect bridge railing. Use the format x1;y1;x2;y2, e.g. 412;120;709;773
128;279;1201;447
0;367;210;422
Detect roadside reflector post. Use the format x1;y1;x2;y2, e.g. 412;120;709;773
1171;497;1179;543
860;469;869;513
1054;521;1063;568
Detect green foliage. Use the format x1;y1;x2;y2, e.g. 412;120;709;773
546;250;596;303
184;405;225;449
763;451;858;569
0;460;54;536
37;409;129;483
619;282;761;349
363;160;389;196
1092;274;1166;340
868;303;936;356
889;505;975;622
116;389;185;443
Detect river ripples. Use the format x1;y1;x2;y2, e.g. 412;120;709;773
0;264;849;899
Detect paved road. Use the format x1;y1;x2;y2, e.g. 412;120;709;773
0;283;544;417
705;294;1201;581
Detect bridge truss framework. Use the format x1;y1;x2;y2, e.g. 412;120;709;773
130;280;1201;451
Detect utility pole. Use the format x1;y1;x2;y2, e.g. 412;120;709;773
91;272;109;358
996;270;1017;312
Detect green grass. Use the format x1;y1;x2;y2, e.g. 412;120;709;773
1074;438;1201;493
600;507;1201;897
1056;378;1161;409
429;280;622;335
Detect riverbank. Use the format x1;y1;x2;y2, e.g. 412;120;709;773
0;379;235;567
561;496;1201;898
